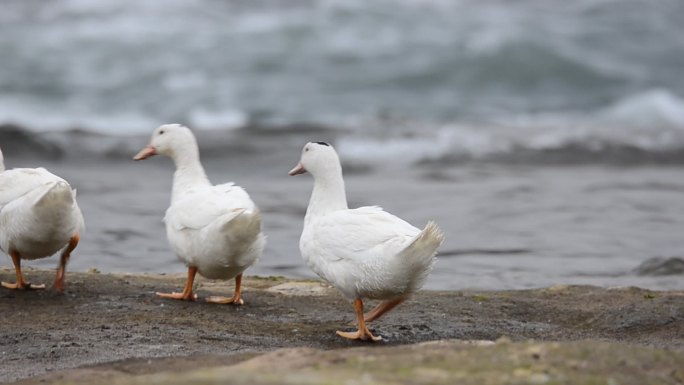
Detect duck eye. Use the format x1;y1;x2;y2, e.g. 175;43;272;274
305;148;309;152
159;130;165;135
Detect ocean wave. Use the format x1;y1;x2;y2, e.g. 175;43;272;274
337;128;684;166
336;101;684;166
0;108;158;136
2;0;684;133
2;117;684;166
2;0;684;166
0;100;250;135
597;89;684;128
3;88;684;166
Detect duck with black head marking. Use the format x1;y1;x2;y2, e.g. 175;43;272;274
134;124;265;305
289;141;444;341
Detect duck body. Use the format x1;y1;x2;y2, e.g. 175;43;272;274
165;182;264;281
0;168;82;259
134;124;264;304
301;206;440;301
290;141;444;341
0;149;84;291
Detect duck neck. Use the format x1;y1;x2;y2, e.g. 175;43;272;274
169;144;211;203
306;164;348;222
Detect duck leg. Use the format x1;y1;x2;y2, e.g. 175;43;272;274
53;233;80;292
364;296;408;323
336;298;382;341
206;273;244;305
1;250;45;290
156;266;198;300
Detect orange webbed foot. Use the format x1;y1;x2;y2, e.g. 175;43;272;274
205;295;244;305
1;281;46;290
156;291;198;301
336;328;382;342
337;298;382;342
205;274;244;305
156;267;198;301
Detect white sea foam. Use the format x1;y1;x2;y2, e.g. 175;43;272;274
188;108;248;131
598;89;684;128
0;99;156;135
337;111;684;166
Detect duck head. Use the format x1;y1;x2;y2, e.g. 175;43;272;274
133;124;197;161
289;141;340;177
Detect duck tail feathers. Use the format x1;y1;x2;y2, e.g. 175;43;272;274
398;221;445;291
220;208;262;240
34;181;74;208
218;208;264;261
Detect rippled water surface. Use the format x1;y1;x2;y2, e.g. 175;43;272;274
16;134;683;290
2;0;684;290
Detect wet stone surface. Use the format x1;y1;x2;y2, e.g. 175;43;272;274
1;269;683;384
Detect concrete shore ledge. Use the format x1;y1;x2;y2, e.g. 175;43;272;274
2;268;683;384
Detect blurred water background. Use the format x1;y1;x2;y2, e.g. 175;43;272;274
1;0;683;290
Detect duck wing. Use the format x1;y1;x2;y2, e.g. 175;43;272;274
0;168;65;207
165;182;256;231
307;206;420;264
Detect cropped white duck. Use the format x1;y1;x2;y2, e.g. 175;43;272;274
0;147;84;292
289;142;444;341
134;124;264;304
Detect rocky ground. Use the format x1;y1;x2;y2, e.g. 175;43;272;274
1;268;683;384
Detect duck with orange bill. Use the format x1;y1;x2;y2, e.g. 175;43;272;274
289;141;444;341
133;124;265;305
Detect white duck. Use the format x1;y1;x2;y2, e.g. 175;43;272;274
0;146;84;292
289;142;444;341
133;124;265;304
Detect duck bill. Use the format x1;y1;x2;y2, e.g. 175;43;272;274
288;162;307;176
133;145;156;161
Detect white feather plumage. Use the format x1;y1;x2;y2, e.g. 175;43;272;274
134;124;264;302
291;141;444;340
0;147;84;290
